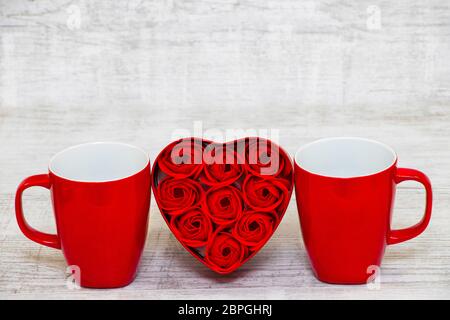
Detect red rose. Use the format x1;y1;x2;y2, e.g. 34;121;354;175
170;207;212;248
156;177;203;215
157;138;204;178
205;231;246;273
233;211;279;249
246;138;291;177
204;185;243;225
242;175;290;212
201;144;244;186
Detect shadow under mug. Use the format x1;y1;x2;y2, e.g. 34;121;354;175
15;142;151;288
294;137;432;284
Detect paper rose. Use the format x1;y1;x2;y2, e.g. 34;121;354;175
170;207;212;248
246;138;292;178
156;177;203;215
242;175;290;212
204;185;243;225
157;138;204;179
201;144;244;187
233;211;279;249
205;231;246;274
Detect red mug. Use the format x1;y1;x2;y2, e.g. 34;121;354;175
15;142;151;288
294;137;432;284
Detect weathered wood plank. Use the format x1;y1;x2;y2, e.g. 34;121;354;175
1;188;449;299
0;0;449;299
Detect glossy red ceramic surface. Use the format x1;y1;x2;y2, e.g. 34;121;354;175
15;145;151;288
294;142;432;284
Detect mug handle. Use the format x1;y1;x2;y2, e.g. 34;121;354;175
387;168;433;245
15;174;61;249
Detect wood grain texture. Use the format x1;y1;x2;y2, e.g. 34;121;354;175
0;0;449;299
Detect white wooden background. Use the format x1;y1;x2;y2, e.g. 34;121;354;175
0;0;449;299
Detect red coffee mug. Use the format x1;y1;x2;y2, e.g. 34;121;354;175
15;142;151;288
294;137;432;284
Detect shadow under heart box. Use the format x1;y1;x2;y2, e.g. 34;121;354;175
151;137;294;274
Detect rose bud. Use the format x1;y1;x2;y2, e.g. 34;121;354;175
205;231;246;274
201;143;244;187
170;207;212;248
158;138;204;178
156;177;204;215
205;185;243;225
233;211;279;249
246;138;291;178
242;175;290;212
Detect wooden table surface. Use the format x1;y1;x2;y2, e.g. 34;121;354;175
0;0;449;299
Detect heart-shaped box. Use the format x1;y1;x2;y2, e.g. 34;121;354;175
152;137;294;274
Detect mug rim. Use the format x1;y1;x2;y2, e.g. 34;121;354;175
294;137;398;179
48;141;150;183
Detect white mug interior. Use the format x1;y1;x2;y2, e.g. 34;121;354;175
294;137;397;178
49;142;149;182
